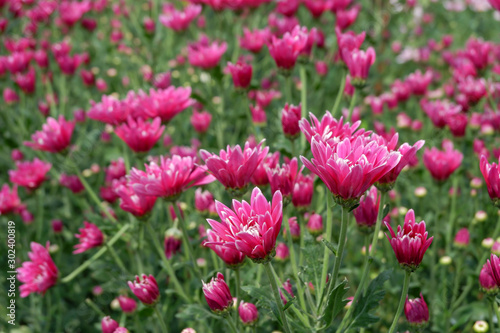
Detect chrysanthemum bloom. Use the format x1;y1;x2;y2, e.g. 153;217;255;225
113;180;157;218
277;0;300;16
480;262;499;294
188;35;227;69
227;60;253;89
129;155;214;201
251;151;280;186
195;188;216;215
74;221;104;254
404;294;429;328
190;110;212;134
423;140;463;182
284;216;301;242
105;158;127;183
342;47;375;88
200;141;268;197
0;184;22;215
405;70;433;96
4;88;19;104
205;187;282;263
306;213;323;236
446;112;468;137
239;27;271;53
159;4;202;31
301;136;401;209
292;173;314;211
117;295;137;314
353;186;380;232
203;231;246;268
280;279;295;305
267;25;308;72
87;95;132;125
17;242;58;297
163;227;182;259
114;116;164;153
385;209;433;272
266;157;301;204
299;112;368;147
202;273;233;314
420;99;461;129
250;104;267;125
281;103;301;140
239;301;259;326
24;116;75;153
141;87;195;123
335;5;361;30
59;173;84;193
275;242;290;261
374;134;425;191
480;155;500;207
489;0;500;11
9;158;51;191
335;27;365;62
454;228;470;247
102;316;120;333
128;274;160;306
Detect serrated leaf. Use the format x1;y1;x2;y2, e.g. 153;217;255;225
348;270;392;330
321;279;349;327
242;285;282;325
283;297;296;311
321;239;338;256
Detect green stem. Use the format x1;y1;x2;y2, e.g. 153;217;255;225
445;175;458;254
336;235;371;332
299;65;307;151
145;220;191;303
323;206;350;316
264;262;293;333
105;242;128;274
234;268;242;328
43;288;52;333
173;202;203;281
226;313;239;333
62;224;130;283
286;76;293;104
347;89;358;122
154;305;169;333
388;271;411;333
493;299;500;333
318;193;334;310
85;298;106;317
450;256;463;309
331;72;346;117
36;188;45;241
369;192;387;258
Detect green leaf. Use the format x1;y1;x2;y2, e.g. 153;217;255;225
382;203;391;219
176;304;220;321
241;285;282;325
348;270;392;330
321;279;349;327
321;239;338;256
283;297;296;312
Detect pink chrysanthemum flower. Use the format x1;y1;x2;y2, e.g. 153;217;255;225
159;4;202;31
24;116;75;153
128;274;160;306
266;157;302;204
353;186;380;231
423;139;463;182
129;155;214;201
18;242;58;297
114;116;165;153
205;187;283;263
87;95;132;125
203;231;246;268
9;158;52;190
142;87;195;123
200;141;269;196
480;155;500;207
113;180;157;218
202;272;233;313
301;136;401;209
187;35;227;69
74;221;104;254
385;209;433;272
0;184;22;215
267;25;308;71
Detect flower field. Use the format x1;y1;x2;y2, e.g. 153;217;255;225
1;0;500;332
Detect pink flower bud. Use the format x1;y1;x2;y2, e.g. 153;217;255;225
190;110;212;134
275;242;290;261
306;213;323;236
128;274;160;306
239;301;259;326
117;295;137;314
453;228;470;247
164;228;182;259
404;294;429;327
202;273;233;313
281;103;301;140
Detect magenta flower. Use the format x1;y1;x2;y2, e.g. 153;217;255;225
190;110;212;134
188;35;227;69
251;151;280;186
306;213;323;236
24;116;75;153
423;140;463;182
194;188;216;215
385;209;433;272
164;228;182;259
267;25;308;71
205;187;283;263
203;231;246;268
405;70;433;96
299;112;368;147
59;173;84;193
420;99;461;129
480;262;499;293
353;186;380;231
239;301;259;325
239;27;271;53
142;87;195;123
88;95;132;125
454;228;470;247
159;4;202;31
404;294;429;328
281;103;301;140
102;316;120;333
280;279;295;305
292;173;314;210
336;5;360;30
114;117;164;153
9;158;51;190
59;0;91;27
129;155;214;201
227;60;253;89
17;242;58;297
342;47;376;87
301;136;401;208
200;141;269;196
336;27;365;63
480;155;500;207
117;295;137;314
128;274;160;306
488;0;500;11
113;180;157;218
202;273;233;313
275;242;290;261
266;157;301;202
0;184;22;215
74;221;104;254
